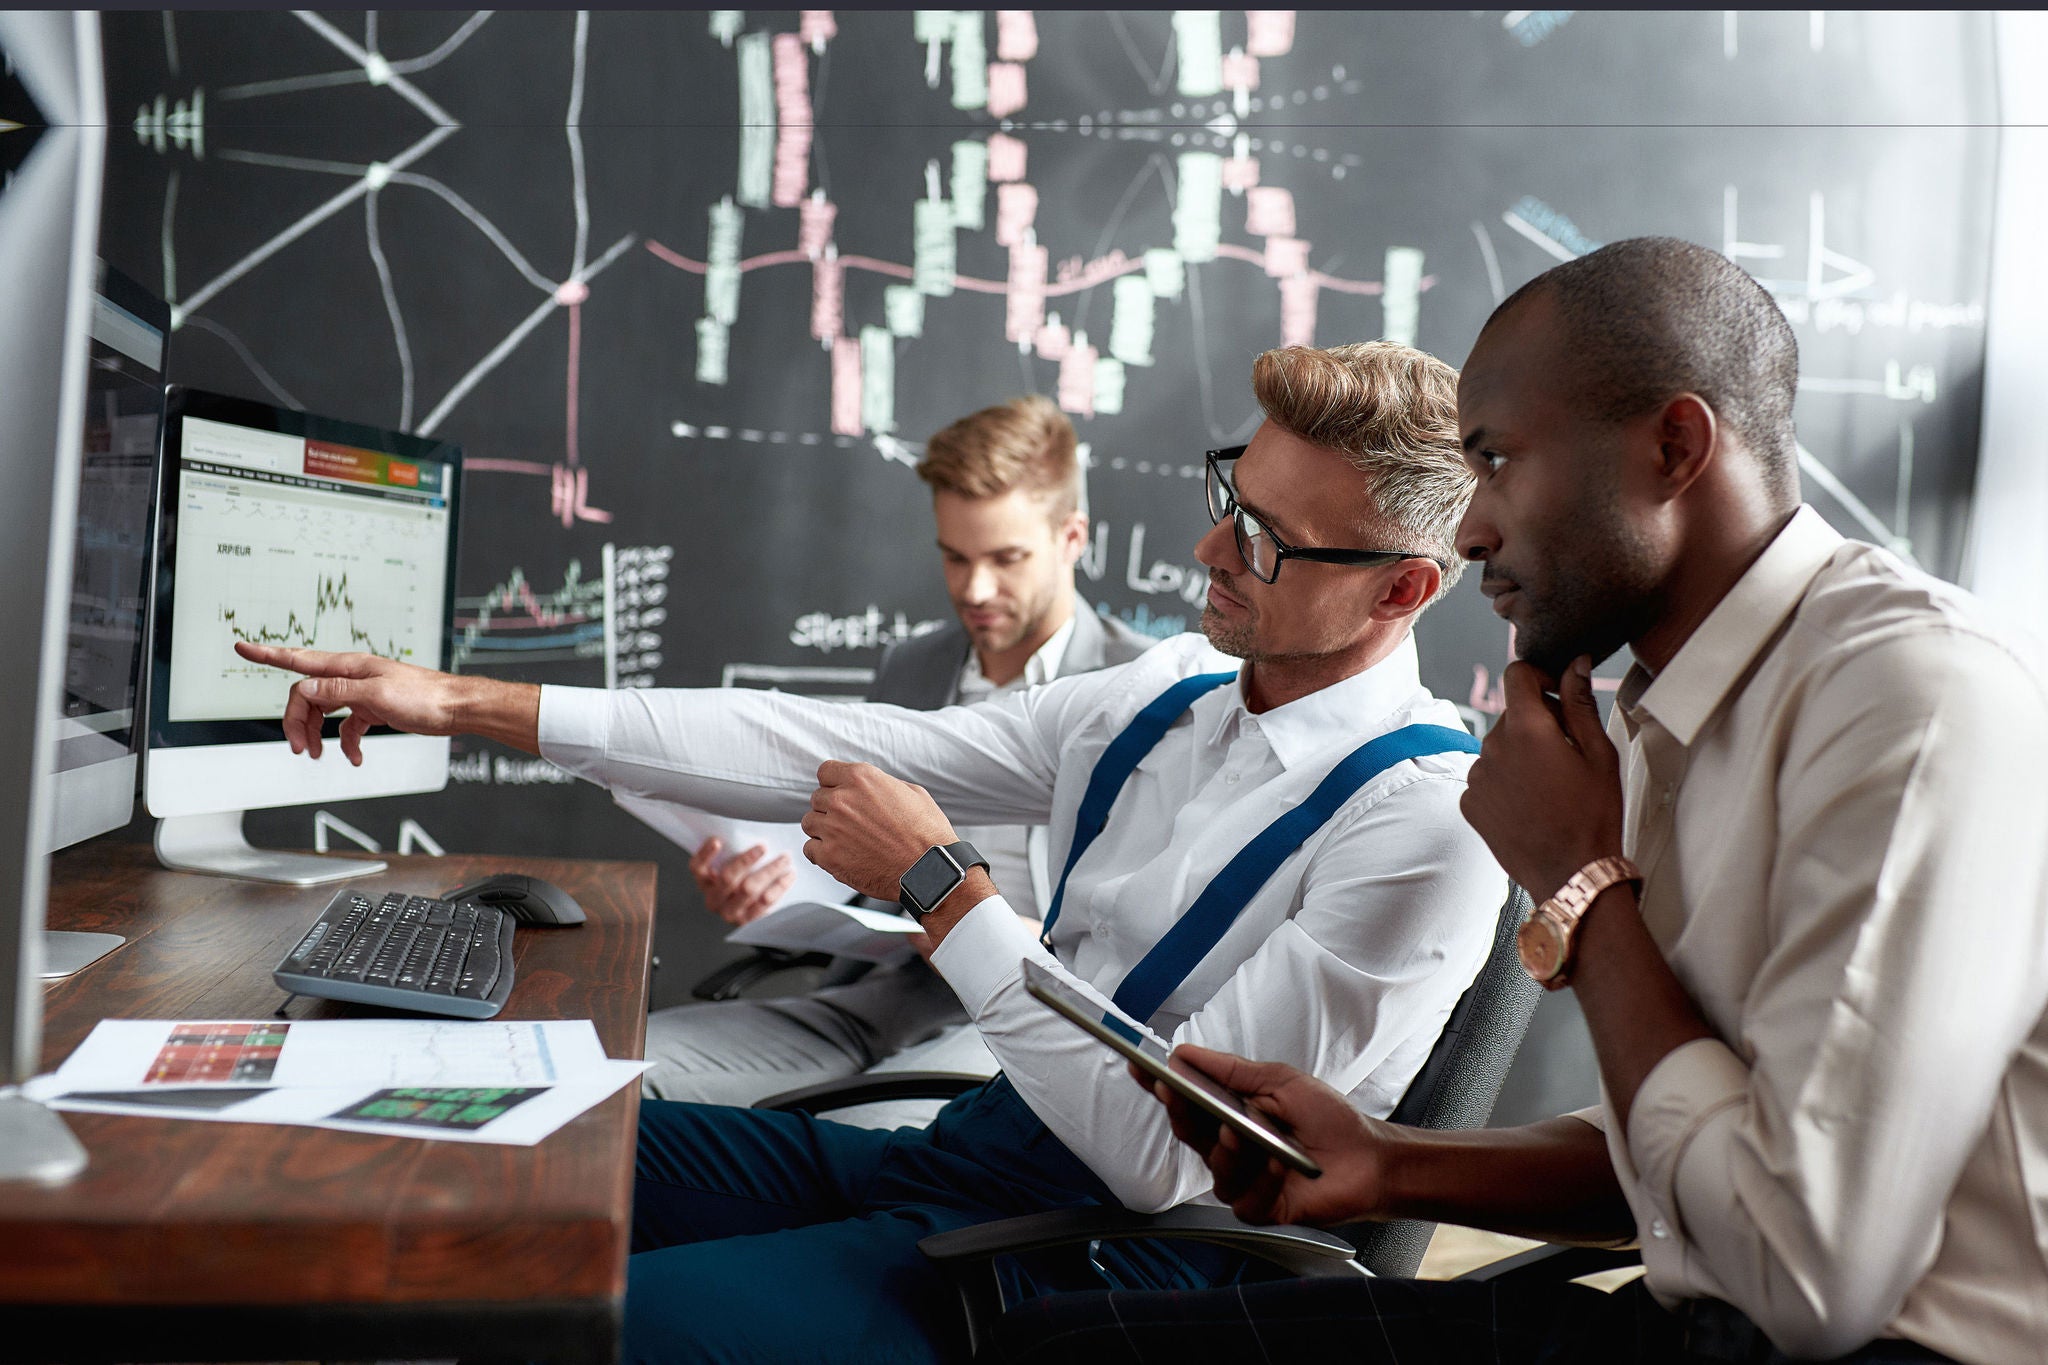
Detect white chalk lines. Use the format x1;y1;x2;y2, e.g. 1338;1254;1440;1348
172;9;629;489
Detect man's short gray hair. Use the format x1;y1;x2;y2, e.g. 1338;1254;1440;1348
1252;341;1474;600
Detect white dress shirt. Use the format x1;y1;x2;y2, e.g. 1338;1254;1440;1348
1576;507;2048;1364
949;614;1074;917
538;631;1505;1211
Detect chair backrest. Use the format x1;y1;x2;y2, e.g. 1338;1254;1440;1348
1342;883;1539;1277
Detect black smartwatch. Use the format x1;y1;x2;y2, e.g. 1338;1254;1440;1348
897;840;990;920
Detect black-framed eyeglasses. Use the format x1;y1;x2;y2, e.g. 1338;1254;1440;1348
1204;447;1442;585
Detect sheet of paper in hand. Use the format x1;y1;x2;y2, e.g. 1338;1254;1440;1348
726;900;923;963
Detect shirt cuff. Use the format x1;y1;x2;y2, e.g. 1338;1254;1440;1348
1567;1104;1608;1135
536;685;610;775
928;893;1054;1017
1626;1036;1750;1241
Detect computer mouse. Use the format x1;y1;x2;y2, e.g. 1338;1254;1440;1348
441;873;587;927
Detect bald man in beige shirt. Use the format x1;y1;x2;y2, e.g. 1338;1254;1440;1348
999;240;2048;1365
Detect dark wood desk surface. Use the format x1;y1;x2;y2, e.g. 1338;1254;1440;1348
0;841;655;1363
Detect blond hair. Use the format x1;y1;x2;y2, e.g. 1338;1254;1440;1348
917;394;1081;521
1251;342;1472;597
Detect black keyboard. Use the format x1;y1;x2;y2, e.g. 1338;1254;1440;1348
273;887;517;1019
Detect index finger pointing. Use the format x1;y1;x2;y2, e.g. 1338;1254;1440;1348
235;643;376;679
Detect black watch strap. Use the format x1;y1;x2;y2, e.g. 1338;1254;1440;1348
898;840;990;919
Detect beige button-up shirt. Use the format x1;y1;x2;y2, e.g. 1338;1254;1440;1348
1583;506;2048;1364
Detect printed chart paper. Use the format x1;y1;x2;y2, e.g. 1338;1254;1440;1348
46;1060;649;1146
41;1018;611;1092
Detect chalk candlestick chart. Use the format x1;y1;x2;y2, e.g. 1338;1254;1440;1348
98;12;1997;967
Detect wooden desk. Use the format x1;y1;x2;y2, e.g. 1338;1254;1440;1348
0;841;656;1364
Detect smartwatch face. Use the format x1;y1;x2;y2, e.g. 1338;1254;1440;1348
899;845;962;917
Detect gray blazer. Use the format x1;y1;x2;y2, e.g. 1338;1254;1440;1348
869;596;1156;710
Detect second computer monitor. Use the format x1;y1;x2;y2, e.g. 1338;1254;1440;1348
144;388;462;884
48;261;167;854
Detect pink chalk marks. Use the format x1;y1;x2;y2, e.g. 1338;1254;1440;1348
1035;317;1070;361
468;459;611;527
1279;275;1318;347
552;463;611;528
996;183;1039;247
995;11;1038;61
798;10;836;50
1245;186;1295;238
772;33;814;208
1223;155;1261;192
987;133;1028;183
555;277;595;475
1222;51;1260;95
1006;239;1048;343
987;62;1029;118
1056;333;1097;418
830;336;862;436
798;194;837;258
1263;237;1310;279
990;13;1035;118
1246;11;1297;57
811;249;844;343
1243;186;1310;342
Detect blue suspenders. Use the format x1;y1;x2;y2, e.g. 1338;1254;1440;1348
1040;671;1239;944
1041;670;1481;1030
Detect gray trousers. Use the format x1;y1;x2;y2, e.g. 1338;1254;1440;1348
642;957;999;1128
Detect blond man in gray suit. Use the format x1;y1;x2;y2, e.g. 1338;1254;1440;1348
643;395;1154;1114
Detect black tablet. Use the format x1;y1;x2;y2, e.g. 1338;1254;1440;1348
1022;959;1321;1178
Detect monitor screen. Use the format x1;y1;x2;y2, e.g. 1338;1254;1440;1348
54;267;165;778
149;389;460;751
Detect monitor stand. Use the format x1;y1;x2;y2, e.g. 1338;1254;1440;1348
0;1091;87;1182
154;810;388;885
40;930;123;979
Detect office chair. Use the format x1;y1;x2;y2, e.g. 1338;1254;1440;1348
690;947;841;1002
755;884;1542;1355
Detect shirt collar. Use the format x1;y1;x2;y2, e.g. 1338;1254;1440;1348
960;612;1077;695
1620;505;1843;746
1206;631;1426;770
1031;613;1077;686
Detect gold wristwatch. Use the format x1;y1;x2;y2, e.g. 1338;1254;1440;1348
1517;856;1642;989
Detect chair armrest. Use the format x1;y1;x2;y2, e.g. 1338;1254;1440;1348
920;1204;1363;1276
919;1204;1365;1357
690;950;835;1002
1456;1243;1641;1282
753;1071;989;1114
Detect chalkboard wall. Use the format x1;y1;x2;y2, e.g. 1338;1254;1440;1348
97;10;2000;1026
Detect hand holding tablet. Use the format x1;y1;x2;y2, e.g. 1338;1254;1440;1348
1021;959;1321;1178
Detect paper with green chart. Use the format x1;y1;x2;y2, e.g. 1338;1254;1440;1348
24;1017;649;1146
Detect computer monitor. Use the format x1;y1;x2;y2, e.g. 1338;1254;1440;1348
143;389;462;884
0;8;102;1181
35;264;169;981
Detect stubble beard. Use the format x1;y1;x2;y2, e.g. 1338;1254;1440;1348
963;578;1060;656
1199;572;1258;659
1511;499;1662;677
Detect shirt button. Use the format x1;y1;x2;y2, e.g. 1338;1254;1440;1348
1660;785;1675;808
1650;1218;1670;1240
1224;771;1241;784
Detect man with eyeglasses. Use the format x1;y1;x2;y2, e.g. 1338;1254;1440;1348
236;341;1508;1363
